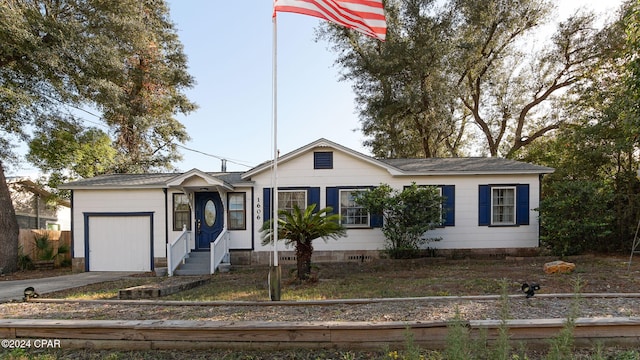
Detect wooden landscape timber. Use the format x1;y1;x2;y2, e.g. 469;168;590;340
25;291;640;306
0;317;639;351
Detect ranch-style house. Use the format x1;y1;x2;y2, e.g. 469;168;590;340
60;138;554;274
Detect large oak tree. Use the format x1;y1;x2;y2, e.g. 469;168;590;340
518;1;636;254
0;0;195;273
318;0;614;158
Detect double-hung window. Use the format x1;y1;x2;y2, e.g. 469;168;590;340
339;189;369;227
278;190;307;217
404;184;455;227
173;193;191;231
491;186;516;225
263;187;320;222
227;193;246;230
479;184;529;226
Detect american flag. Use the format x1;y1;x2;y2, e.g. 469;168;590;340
274;0;387;41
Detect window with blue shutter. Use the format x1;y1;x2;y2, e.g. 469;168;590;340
263;187;321;221
339;189;370;227
402;184;455;227
326;186;382;228
478;184;529;226
279;190;307;215
314;151;333;169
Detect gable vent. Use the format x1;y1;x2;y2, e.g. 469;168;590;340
314;151;333;169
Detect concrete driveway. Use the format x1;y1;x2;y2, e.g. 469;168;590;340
0;272;137;303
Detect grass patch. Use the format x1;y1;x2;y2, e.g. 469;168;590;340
163;261;529;302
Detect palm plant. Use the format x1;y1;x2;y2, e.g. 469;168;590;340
261;204;346;281
33;233;70;263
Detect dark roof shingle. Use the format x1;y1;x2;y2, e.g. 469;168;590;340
61;172;248;189
380;157;553;174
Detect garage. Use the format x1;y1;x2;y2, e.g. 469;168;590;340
85;212;154;272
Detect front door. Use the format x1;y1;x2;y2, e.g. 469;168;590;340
195;192;224;249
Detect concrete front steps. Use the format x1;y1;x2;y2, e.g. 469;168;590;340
174;251;230;276
174;251;209;276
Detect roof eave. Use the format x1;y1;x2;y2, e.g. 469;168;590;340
59;184;168;190
393;170;554;176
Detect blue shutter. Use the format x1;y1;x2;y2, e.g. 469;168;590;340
370;212;383;228
442;185;455;226
478;185;490;226
326;187;339;215
308;187;320;212
368;185;383;227
263;188;272;222
516;184;530;225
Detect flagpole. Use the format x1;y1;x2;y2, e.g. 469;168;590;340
269;0;385;301
269;11;281;301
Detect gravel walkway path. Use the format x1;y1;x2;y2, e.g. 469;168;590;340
1;295;638;322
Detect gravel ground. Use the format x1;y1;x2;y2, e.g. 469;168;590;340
2;255;639;323
2;257;640;360
1;295;638;322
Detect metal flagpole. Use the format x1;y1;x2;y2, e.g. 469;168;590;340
269;12;281;301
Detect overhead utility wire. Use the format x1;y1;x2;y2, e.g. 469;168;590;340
175;144;253;168
46;98;255;169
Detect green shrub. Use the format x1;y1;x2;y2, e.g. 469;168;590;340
356;183;443;258
538;180;614;256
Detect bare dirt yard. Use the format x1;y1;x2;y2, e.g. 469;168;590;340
1;254;639;359
1;254;639;320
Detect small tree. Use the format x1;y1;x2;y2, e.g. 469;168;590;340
356;183;444;258
261;204;346;281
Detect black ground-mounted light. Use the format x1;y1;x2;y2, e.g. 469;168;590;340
521;283;540;298
23;286;39;301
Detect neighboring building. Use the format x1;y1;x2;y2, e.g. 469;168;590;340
60;138;554;272
7;177;71;231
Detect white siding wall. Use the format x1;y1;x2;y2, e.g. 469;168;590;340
72;189;167;263
249;149;542;253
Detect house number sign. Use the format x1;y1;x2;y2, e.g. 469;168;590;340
256;197;261;220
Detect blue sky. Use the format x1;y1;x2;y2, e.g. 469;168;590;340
9;1;624;176
167;1;366;173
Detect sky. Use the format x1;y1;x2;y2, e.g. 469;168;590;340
9;0;626;177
